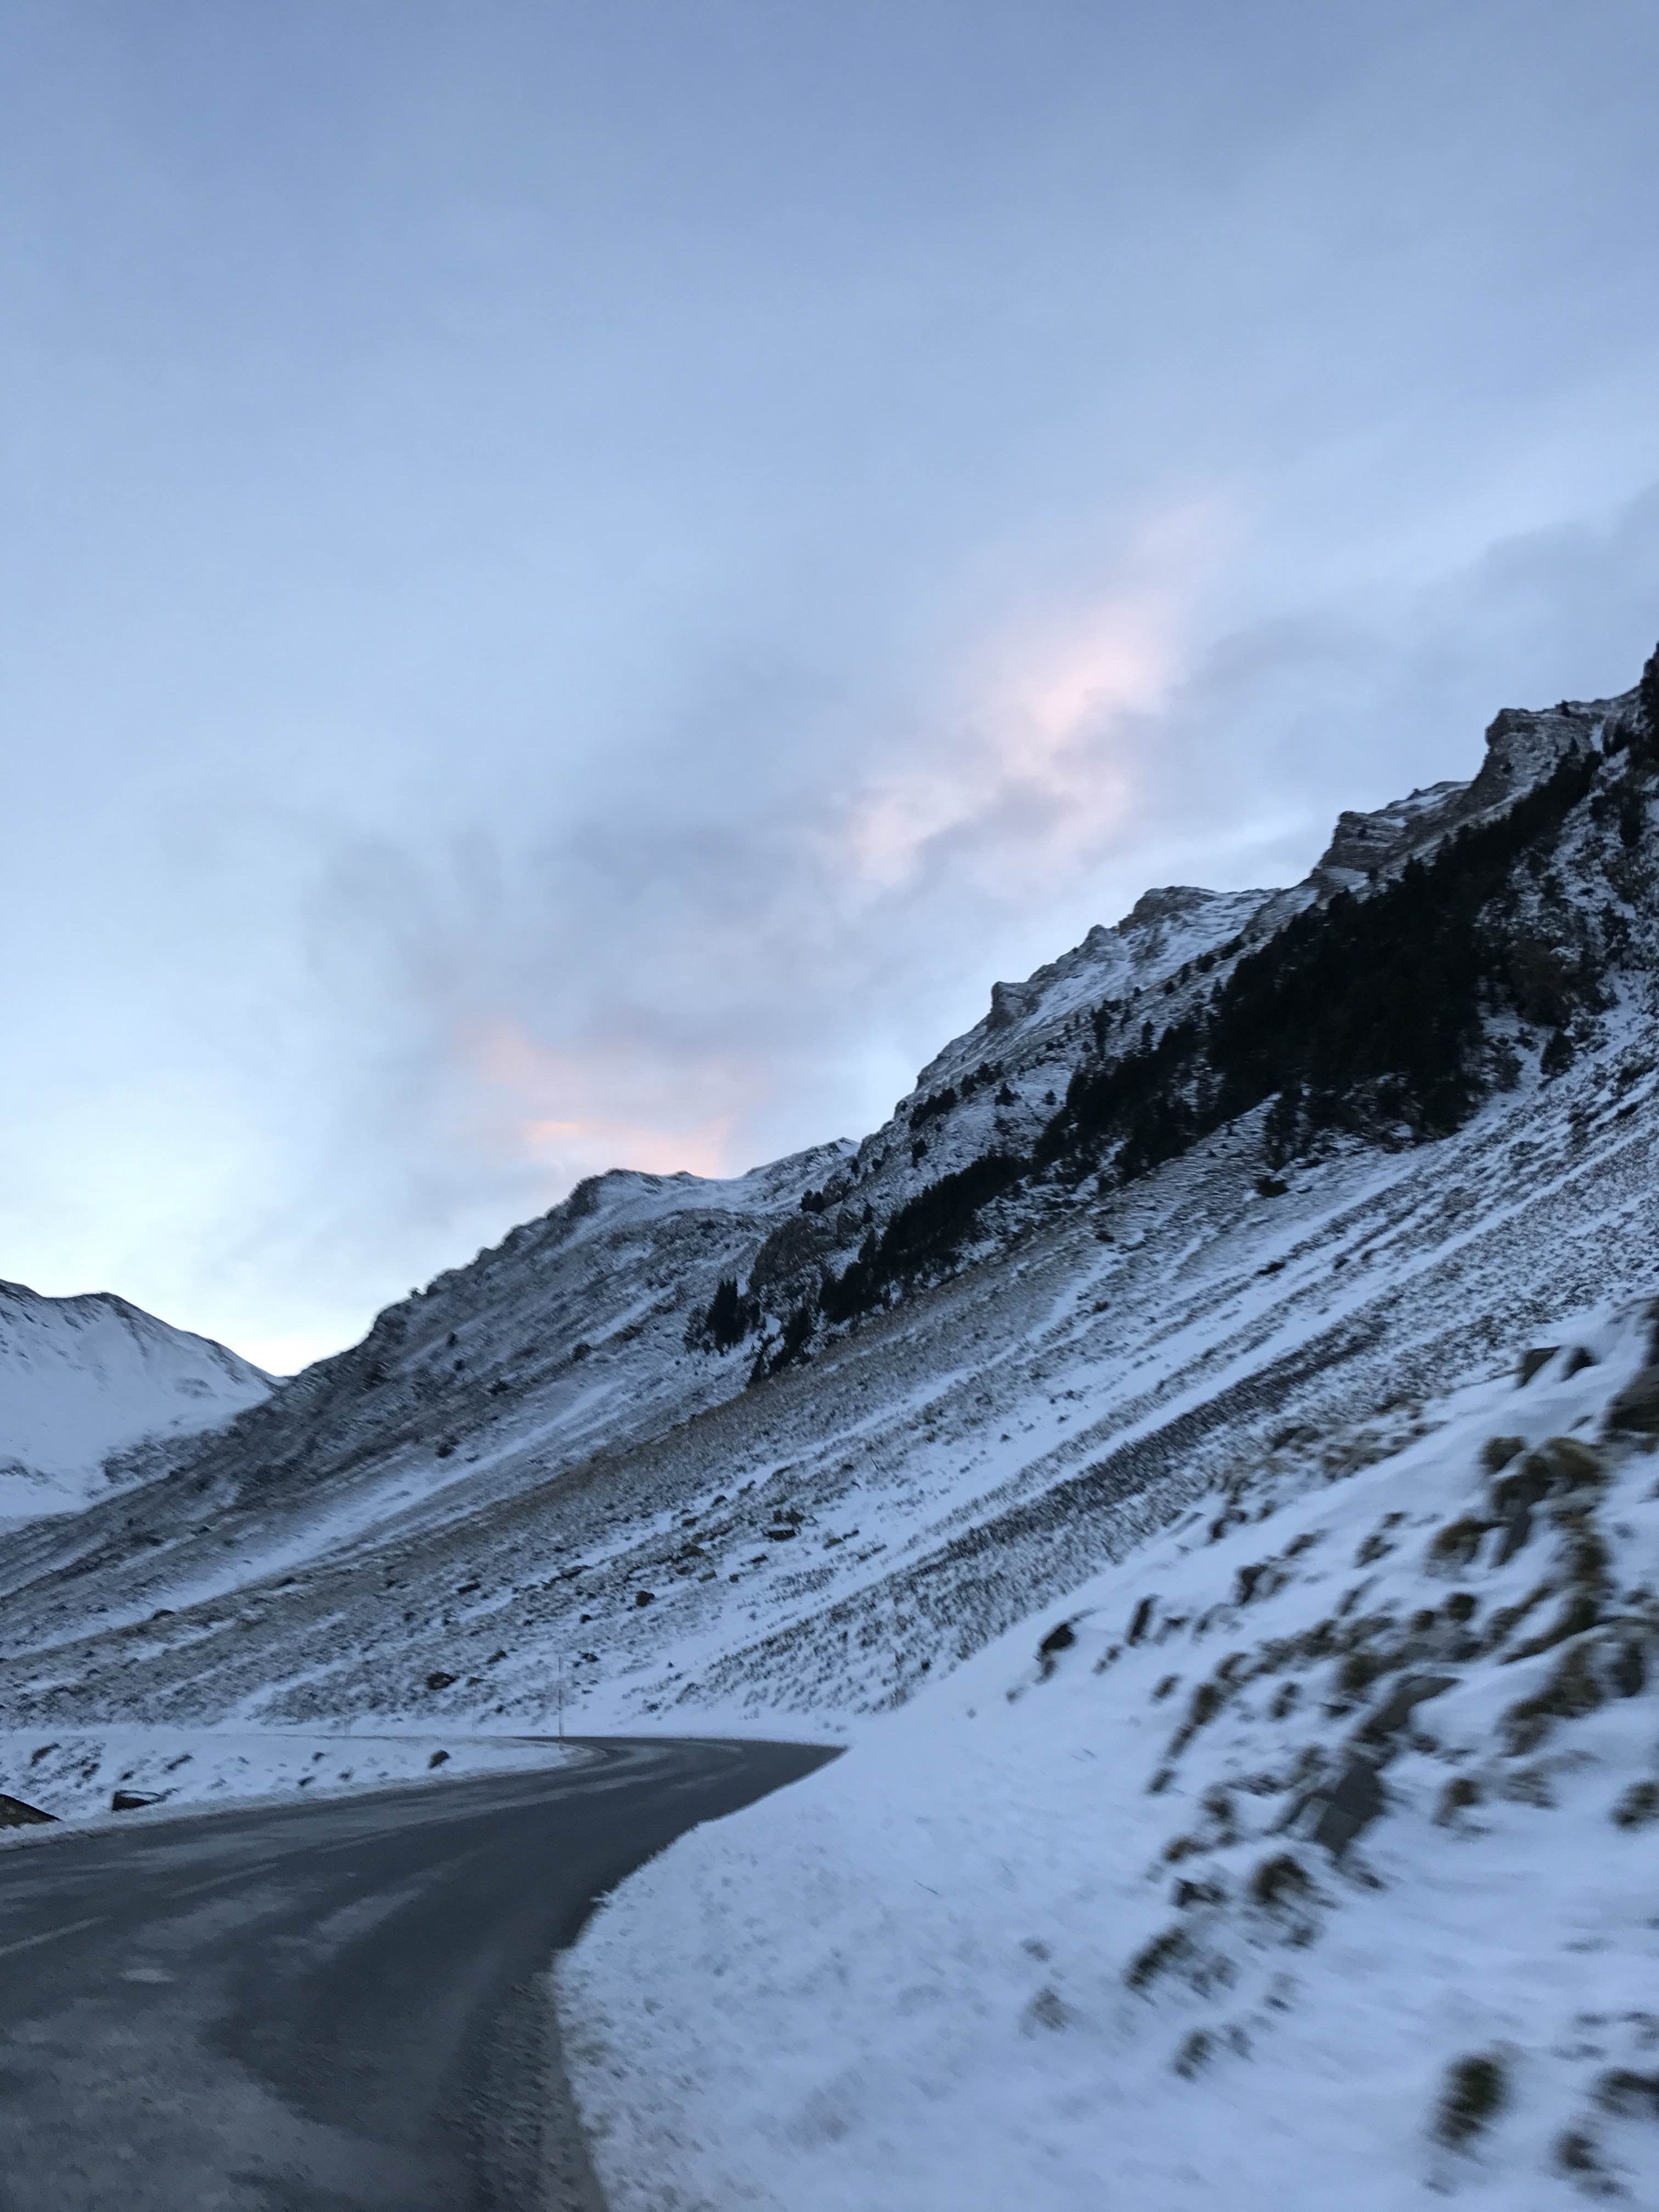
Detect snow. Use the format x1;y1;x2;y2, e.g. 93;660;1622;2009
0;1724;580;1829
0;1280;271;1519
560;1304;1659;2210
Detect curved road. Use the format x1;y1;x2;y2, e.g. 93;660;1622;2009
0;1735;834;2211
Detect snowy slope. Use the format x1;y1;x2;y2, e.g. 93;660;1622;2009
0;1281;272;1520
562;1302;1659;2211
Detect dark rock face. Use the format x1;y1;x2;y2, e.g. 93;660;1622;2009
1605;1366;1659;1435
1357;1673;1457;1747
109;1790;162;1814
985;979;1041;1033
1036;1619;1077;1678
0;1793;54;1827
1306;1758;1386;1858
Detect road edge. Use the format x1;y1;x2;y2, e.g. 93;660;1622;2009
541;1960;611;2212
0;1742;599;1856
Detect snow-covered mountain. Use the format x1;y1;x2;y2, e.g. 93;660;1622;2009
0;1281;273;1521
0;653;1656;1777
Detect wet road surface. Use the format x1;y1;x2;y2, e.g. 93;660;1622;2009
0;1735;834;2210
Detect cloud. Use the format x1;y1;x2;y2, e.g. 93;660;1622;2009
464;1018;742;1186
824;502;1237;906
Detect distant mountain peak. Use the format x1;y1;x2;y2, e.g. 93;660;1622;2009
0;1282;272;1521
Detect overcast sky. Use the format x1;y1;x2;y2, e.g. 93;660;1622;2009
5;1;1659;1371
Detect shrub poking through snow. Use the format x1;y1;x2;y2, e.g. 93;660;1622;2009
1481;1578;1553;1651
1610;1779;1659;1828
1596;2068;1659;2119
1168;1673;1231;1754
1246;1852;1311;1910
1434;2052;1509;2148
1434;1774;1484;1825
1502;1641;1610;1753
1173;2029;1212;2078
1125;1925;1192;1991
1537;1436;1606;1492
1428;1516;1489;1572
1554;2128;1611;2187
1022;1987;1071;2033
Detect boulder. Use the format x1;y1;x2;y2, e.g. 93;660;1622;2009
1357;1672;1457;1747
1297;1757;1386;1858
0;1793;55;1827
1605;1365;1659;1436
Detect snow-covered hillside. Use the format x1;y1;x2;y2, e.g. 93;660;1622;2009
562;1302;1659;2211
0;1281;272;1520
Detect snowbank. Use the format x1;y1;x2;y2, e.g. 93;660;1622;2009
561;1307;1659;2209
0;1724;579;1827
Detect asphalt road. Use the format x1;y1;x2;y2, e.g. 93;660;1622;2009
0;1735;834;2212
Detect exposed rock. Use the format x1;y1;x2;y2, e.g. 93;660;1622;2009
1119;886;1220;935
1036;1620;1077;1679
1357;1672;1457;1747
1604;1365;1659;1435
1301;1757;1386;1858
985;979;1041;1034
0;1793;55;1827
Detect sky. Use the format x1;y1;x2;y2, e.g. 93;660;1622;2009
5;1;1659;1373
